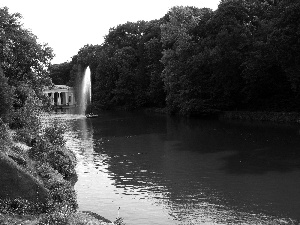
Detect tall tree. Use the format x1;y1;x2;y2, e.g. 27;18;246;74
161;6;214;114
0;7;53;93
271;0;300;94
49;62;72;85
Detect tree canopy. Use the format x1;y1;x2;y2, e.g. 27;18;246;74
0;6;54;120
52;0;300;115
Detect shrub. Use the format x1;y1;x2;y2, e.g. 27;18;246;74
9;85;42;133
0;198;43;215
0;118;10;140
43;121;66;147
0;118;11;148
38;210;69;225
47;147;76;178
14;128;34;145
28;137;76;178
28;138;55;161
35;162;78;213
0;69;14;121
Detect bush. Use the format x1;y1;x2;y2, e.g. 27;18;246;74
28;138;55;161
14;128;34;145
47;147;76;178
28;137;76;178
9;85;42;132
35;162;78;212
0;69;14;121
3;94;78;218
0;198;43;215
0;118;11;148
0;118;9;139
43;121;66;147
38;210;69;225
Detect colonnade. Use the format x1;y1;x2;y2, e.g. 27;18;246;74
43;85;76;106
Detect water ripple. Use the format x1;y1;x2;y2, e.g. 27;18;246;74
41;113;300;225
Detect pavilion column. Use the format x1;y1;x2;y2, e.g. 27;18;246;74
65;92;68;105
70;93;74;105
51;92;54;105
57;92;61;105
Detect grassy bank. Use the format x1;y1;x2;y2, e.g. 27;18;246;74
145;107;300;124
220;111;300;123
0;115;120;224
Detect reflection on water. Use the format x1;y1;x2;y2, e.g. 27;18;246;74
43;112;300;224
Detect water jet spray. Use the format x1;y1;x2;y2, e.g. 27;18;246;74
79;66;92;115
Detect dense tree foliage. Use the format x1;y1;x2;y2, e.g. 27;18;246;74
0;7;54;121
0;7;53;89
56;0;300;115
161;6;215;114
64;20;166;110
0;67;13;117
49;62;72;85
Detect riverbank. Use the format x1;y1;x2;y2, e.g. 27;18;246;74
0;118;115;225
220;111;300;123
145;107;300;123
0;211;112;225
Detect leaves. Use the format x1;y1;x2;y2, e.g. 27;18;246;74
62;0;300;114
0;6;54;90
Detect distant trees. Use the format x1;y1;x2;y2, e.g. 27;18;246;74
239;0;300;111
160;6;215;114
49;62;72;85
65;20;166;110
56;0;300;115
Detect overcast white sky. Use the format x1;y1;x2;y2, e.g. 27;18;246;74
1;0;220;64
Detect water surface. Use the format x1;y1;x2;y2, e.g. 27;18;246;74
48;112;300;224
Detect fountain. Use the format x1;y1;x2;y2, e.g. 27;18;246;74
79;66;92;115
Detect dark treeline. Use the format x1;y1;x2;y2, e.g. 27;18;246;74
50;0;300;115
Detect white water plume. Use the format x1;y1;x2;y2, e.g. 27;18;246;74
80;66;92;115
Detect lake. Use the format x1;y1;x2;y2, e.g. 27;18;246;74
47;111;300;224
